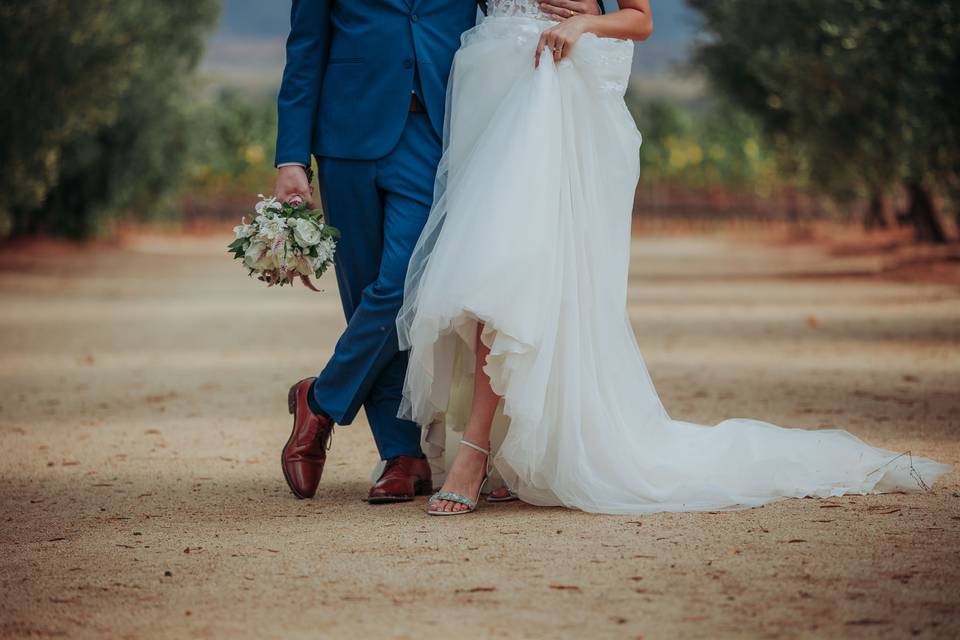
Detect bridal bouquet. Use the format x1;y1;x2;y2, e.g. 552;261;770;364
228;194;339;290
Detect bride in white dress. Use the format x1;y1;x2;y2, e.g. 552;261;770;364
396;0;950;515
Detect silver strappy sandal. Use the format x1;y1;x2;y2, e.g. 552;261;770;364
427;439;490;516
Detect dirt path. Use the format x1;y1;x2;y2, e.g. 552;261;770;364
1;232;958;639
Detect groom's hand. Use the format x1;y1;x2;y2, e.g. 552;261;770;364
275;165;314;207
539;0;603;21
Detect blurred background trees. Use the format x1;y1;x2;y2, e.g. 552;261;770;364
0;0;956;241
689;0;960;242
0;1;219;238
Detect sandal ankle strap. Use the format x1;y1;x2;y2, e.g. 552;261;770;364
459;439;491;456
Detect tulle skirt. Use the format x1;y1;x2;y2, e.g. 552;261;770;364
396;16;950;514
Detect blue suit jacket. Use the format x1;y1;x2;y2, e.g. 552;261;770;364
275;0;480;165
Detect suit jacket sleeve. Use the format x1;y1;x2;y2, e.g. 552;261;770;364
275;0;332;167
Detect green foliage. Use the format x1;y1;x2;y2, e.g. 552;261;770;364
184;90;279;199
0;1;220;238
628;95;779;193
688;0;960;206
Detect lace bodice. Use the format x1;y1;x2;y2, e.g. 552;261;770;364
489;0;551;20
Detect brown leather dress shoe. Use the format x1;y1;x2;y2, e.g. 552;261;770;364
281;378;334;499
368;456;433;504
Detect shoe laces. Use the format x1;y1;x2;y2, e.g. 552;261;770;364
317;424;334;451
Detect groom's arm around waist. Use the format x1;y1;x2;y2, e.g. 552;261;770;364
276;0;332;167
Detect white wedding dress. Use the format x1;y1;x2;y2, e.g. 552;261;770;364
395;0;950;514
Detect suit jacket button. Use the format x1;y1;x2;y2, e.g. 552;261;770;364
410;13;419;22
403;59;413;69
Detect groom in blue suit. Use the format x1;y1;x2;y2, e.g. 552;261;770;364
276;0;602;503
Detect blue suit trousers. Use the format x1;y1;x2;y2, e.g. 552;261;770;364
311;111;440;460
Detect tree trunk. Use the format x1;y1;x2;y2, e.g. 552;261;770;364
906;182;947;243
863;190;888;231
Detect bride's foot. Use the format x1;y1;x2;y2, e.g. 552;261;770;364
487;486;517;502
428;441;490;513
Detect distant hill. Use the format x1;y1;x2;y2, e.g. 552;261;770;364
214;0;700;41
204;0;702;90
214;0;291;37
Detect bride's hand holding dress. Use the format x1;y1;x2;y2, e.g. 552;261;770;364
535;0;652;66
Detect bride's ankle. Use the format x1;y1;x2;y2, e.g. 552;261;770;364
448;447;488;478
461;433;491;450
454;447;487;464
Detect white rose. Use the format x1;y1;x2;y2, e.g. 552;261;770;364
292;218;323;247
243;240;267;270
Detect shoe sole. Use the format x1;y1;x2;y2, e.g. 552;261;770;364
368;479;434;504
281;379;312;500
427;509;475;516
368;495;414;505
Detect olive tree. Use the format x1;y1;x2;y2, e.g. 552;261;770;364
689;0;959;240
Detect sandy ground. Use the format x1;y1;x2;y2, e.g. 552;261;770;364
1;230;958;639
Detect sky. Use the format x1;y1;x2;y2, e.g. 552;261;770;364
203;1;703;90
